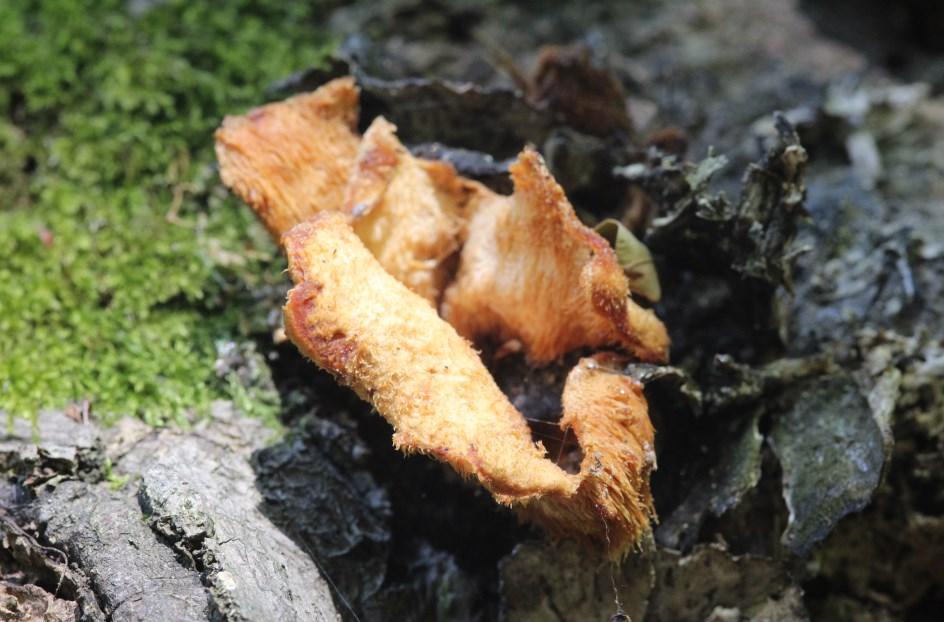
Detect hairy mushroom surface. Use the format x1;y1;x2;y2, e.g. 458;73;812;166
215;80;474;303
282;212;578;501
343;117;472;303
441;147;669;363
215;77;361;238
518;353;656;555
282;213;655;556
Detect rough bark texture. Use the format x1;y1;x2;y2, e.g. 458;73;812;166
36;482;211;622
0;411;341;622
138;437;340;622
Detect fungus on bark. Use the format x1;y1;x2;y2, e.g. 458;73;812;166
216;78;668;556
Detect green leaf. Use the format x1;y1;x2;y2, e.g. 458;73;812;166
593;218;662;302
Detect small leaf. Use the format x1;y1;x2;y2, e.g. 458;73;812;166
594;218;662;302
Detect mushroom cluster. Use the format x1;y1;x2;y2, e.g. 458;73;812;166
215;77;669;557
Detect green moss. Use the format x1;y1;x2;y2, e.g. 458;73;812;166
0;0;335;426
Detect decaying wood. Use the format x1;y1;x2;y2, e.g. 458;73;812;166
0;412;341;622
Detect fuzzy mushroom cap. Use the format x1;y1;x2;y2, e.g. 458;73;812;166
215;77;360;238
441;147;669;364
